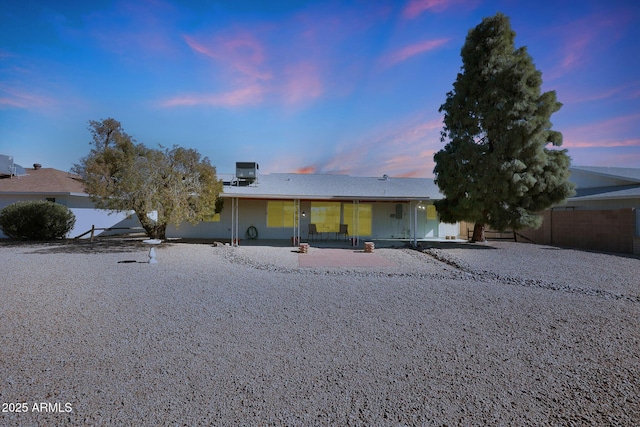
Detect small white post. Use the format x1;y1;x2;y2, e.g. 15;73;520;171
148;247;158;264
143;239;162;264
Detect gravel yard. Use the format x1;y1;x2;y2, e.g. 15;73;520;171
1;240;638;426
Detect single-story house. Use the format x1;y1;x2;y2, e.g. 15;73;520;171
0;154;136;239
1;157;459;243
167;163;460;244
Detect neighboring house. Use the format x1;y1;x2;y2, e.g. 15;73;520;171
568;166;640;210
520;166;640;254
167;163;460;243
0;155;136;239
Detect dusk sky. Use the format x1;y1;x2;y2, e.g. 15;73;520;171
1;0;639;178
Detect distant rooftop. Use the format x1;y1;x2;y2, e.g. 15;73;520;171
569;166;640;201
0;167;86;195
570;166;640;183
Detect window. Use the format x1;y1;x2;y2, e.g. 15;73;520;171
267;201;295;227
426;205;437;220
343;203;372;236
204;213;221;222
311;202;341;233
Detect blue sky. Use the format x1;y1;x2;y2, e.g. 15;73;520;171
1;0;639;178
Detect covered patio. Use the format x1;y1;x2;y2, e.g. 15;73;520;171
216;171;461;246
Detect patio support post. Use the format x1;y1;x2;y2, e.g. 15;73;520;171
293;198;300;245
413;201;417;247
231;197;239;246
352;199;359;246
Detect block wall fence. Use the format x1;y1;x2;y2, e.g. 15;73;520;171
518;208;638;255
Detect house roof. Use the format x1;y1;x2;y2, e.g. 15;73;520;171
570;166;640;183
568;166;640;201
0;168;87;195
221;173;442;201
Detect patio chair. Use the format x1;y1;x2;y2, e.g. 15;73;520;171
337;224;348;241
308;223;321;241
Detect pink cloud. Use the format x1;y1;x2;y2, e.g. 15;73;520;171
281;62;324;105
402;0;477;19
563;138;640;149
160;85;266;107
561;82;640;104
562;113;640;149
184;33;272;82
397;170;427;178
295;166;317;174
403;0;452;18
546;11;631;80
568;113;640;137
289;114;444;177
552;34;593;78
160;31;274;108
380;38;450;68
178;27;330;108
382;149;437;177
0;84;54;110
569;149;640;168
166;2;423;110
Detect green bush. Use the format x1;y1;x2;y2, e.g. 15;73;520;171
0;200;76;240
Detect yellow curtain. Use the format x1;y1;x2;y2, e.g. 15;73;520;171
267;201;295;227
343;203;372;236
204;213;221;222
426;205;437;220
311;202;341;232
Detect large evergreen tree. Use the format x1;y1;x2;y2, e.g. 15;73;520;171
434;13;574;242
72;118;223;239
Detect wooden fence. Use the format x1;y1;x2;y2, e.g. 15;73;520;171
74;225;146;241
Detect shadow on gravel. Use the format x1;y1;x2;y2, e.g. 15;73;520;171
412;242;498;250
530;243;639;260
1;238;158;254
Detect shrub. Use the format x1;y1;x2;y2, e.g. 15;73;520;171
0;200;76;240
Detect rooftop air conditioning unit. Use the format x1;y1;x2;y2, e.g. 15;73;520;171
235;162;259;185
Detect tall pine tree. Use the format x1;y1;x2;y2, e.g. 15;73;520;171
434;13;574;242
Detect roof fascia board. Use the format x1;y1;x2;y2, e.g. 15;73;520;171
0;191;88;196
220;193;430;201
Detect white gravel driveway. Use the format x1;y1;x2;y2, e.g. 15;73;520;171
1;240;638;426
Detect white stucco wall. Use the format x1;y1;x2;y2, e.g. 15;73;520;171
69;208;135;238
0;194;136;239
167;199;459;241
